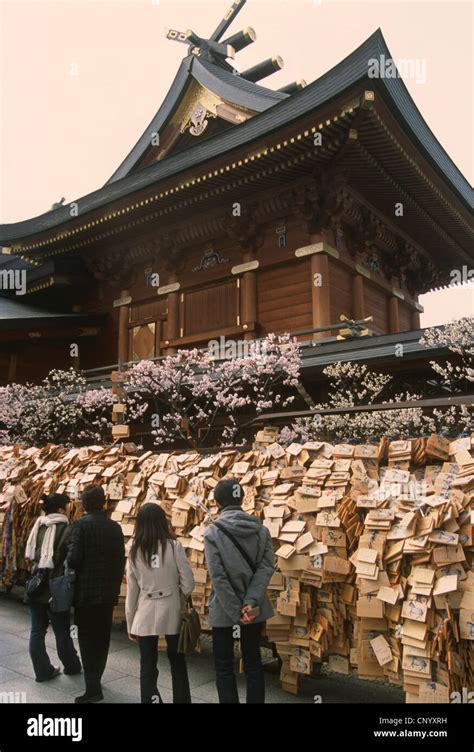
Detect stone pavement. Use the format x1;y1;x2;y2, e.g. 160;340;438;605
0;594;404;704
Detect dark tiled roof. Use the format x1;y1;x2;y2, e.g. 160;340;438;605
196;57;287;105
299;328;449;371
0;297;105;330
0;255;31;272
107;55;288;184
0;29;471;246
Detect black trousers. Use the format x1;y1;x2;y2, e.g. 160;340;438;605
212;622;265;704
74;604;114;696
138;634;191;704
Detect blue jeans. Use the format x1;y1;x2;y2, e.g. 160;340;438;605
29;602;82;681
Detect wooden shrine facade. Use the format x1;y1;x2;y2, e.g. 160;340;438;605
0;2;472;386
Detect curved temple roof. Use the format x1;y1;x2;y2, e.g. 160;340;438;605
106;54;288;185
0;28;472;247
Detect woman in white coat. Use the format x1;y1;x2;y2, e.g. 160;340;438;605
126;503;195;703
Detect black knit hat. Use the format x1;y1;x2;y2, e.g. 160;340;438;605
213;478;244;507
41;492;70;514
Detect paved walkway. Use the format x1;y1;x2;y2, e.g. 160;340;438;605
0;593;403;704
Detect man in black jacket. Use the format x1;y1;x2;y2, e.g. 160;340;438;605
68;484;125;703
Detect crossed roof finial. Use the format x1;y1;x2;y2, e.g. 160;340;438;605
166;0;248;63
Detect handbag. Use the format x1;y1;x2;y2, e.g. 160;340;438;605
170;540;201;654
49;565;75;613
25;568;49;600
177;595;201;655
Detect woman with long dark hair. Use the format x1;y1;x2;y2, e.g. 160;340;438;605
126;503;195;703
25;492;82;682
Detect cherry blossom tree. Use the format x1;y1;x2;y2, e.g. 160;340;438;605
0;369;118;446
419;316;474;391
127;333;301;448
320;362;392;408
280;320;473;446
280;363;434;443
1;319;470;449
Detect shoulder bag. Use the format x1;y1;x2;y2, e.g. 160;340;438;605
171;540;201;655
49;565;76;613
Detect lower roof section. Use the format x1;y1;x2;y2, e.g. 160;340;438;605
298;328;448;373
0;296;106;331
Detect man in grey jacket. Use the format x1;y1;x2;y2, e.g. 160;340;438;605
204;478;274;703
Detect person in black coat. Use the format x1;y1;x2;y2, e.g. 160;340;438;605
25;493;82;682
67;484;125;704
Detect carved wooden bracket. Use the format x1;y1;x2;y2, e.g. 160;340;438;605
225;203;265;252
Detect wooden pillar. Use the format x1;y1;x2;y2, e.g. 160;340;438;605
165;275;180;355
155;320;162;358
311;252;331;338
352;274;365;320
411;309;421;329
8;351;17;383
241;251;257;341
117;289;130;366
411;298;422;330
389;296;400;334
